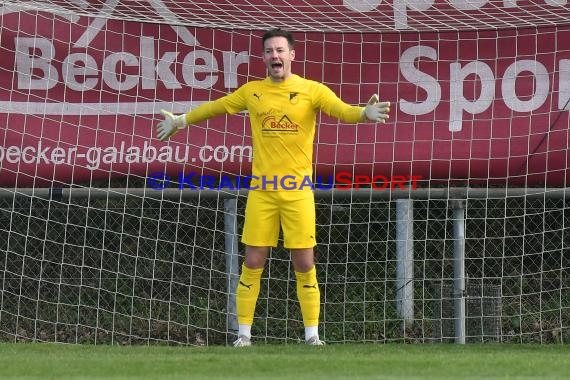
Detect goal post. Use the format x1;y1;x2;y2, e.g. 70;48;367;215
1;0;570;345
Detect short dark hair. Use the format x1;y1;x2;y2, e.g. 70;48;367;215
262;28;295;49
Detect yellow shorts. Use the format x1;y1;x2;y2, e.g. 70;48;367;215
241;190;316;249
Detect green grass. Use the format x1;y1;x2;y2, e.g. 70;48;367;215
0;343;568;380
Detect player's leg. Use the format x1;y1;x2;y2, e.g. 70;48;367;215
235;191;279;346
291;248;324;345
234;246;268;347
281;191;324;345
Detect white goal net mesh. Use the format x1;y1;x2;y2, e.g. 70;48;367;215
0;0;569;345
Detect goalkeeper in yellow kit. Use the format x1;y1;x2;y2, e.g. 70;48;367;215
156;28;390;346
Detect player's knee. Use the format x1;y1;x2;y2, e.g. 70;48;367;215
294;262;315;273
291;249;315;273
244;245;269;268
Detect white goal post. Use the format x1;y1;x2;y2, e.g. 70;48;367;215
0;0;569;345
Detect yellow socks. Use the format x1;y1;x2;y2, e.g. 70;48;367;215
295;265;321;328
236;264;263;327
236;264;321;340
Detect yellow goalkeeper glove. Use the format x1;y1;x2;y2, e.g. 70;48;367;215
156;109;187;141
362;94;391;123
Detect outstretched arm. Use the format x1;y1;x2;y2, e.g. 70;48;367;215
156;98;229;141
317;84;391;124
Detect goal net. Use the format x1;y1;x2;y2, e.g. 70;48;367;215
0;0;569;345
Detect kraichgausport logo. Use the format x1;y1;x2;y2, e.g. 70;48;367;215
146;172;422;190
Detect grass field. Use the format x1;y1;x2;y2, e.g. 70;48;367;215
0;342;568;379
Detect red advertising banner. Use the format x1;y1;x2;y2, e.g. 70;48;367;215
1;3;570;187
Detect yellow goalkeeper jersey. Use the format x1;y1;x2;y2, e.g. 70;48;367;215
186;74;364;190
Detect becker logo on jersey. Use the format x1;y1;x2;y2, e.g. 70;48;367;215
261;115;300;134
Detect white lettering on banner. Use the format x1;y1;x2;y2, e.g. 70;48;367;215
560;60;570;110
63;53;99;91
392;0;434;30
399;46;441;116
0;142;253;171
449;61;495;132
140;36;179;90
199;145;253;163
14;37;248;93
182;50;218;88
502;60;549;113
15;37;58;90
399;46;570;132
343;0;568;29
102;52;139;91
343;0;382;12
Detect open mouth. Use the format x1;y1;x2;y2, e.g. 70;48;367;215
271;62;283;70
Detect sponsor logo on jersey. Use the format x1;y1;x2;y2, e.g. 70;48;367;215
261;115;300;133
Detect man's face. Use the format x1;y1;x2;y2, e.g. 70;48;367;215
262;36;295;82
